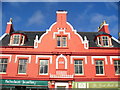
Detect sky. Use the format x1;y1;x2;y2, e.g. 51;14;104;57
1;1;119;39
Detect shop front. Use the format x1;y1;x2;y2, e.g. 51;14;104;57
72;81;120;89
0;79;48;90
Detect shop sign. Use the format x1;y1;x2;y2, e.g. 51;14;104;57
0;79;48;86
88;82;120;88
72;82;120;88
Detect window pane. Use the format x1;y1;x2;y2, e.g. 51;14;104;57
96;66;99;74
100;66;103;74
57;37;61;46
102;36;108;46
13;35;20;44
74;60;83;74
0;59;8;73
40;60;48;74
62;37;67;47
114;61;120;74
79;66;83;74
95;60;104;74
18;59;27;73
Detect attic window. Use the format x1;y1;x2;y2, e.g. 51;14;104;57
102;36;109;46
97;36;112;47
9;34;25;46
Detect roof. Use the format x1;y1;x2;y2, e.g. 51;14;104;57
0;31;120;47
0;31;45;46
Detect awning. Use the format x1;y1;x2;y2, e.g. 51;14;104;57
0;79;48;87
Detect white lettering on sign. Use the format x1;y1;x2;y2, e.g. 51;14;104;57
5;80;36;85
5;80;21;84
22;80;36;85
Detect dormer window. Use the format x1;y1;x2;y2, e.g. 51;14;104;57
9;34;25;46
13;35;20;44
97;35;112;47
57;36;67;47
102;36;109;46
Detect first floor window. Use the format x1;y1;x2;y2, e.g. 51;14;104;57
114;60;120;74
18;59;27;74
40;60;48;74
74;60;83;74
0;59;8;73
95;60;104;74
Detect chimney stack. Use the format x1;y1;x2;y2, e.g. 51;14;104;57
98;20;110;34
56;10;67;23
5;18;14;34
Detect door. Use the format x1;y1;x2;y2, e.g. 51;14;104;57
55;82;68;88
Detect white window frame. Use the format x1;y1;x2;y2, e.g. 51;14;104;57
18;59;28;74
102;36;109;47
57;36;67;47
39;60;49;75
9;34;25;46
74;60;84;75
95;60;105;75
0;58;8;74
113;60;120;75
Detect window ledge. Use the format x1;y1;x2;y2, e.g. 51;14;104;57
16;74;28;76
95;75;107;77
74;74;85;77
38;74;49;77
114;74;120;77
0;73;8;75
55;47;69;49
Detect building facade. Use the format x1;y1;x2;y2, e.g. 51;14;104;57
0;10;120;89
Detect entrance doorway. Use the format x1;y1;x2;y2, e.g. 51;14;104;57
55;82;68;88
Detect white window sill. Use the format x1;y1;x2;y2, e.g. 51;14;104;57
39;73;48;75
0;72;7;74
18;73;27;74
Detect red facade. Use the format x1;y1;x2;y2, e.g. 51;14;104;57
0;10;120;89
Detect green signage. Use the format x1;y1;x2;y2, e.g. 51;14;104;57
0;79;48;86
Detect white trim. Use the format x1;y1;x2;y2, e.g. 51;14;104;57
55;82;68;88
0;33;7;41
56;11;67;14
56;54;67;69
35;22;57;44
15;55;31;63
66;22;89;49
53;30;70;39
36;55;52;64
0;55;12;63
70;56;87;64
112;37;120;44
66;22;84;44
110;56;120;64
34;22;57;48
91;56;107;64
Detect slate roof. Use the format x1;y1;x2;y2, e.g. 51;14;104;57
0;31;120;47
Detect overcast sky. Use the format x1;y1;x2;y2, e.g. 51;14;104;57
1;2;119;38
